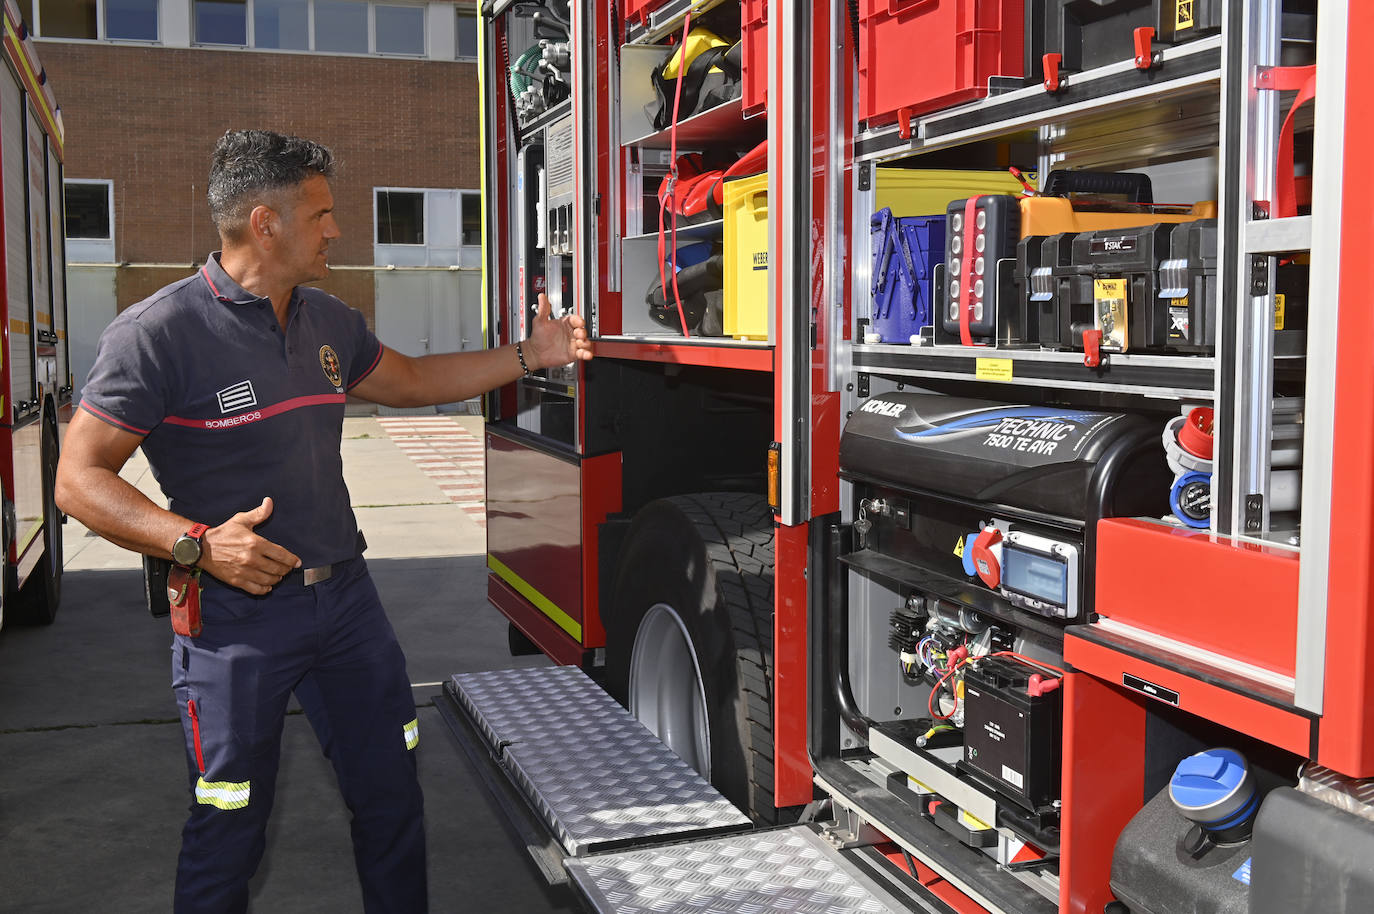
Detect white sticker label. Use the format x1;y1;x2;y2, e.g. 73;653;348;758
1002;765;1024;789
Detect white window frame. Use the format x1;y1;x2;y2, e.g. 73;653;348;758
374;186;428;248
374;186;479;268
187;0;428;57
33;0;160;43
64;178;116;263
455;3;477;60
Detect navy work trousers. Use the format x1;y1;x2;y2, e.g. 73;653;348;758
171;557;426;913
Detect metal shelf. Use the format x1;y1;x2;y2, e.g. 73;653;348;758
852;343;1218;399
596;337;774;371
516;98;574;144
623;96;765;150
1246;215;1313;254
622;218;723;243
855;37;1223;165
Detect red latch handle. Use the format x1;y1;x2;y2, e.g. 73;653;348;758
897;107;914;141
1134;27;1157;70
1082;329;1103;368
1043;53;1063;92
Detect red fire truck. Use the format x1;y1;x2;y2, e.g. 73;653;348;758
1;1;68;629
444;0;1374;910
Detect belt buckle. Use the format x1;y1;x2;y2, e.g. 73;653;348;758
302;564;334;586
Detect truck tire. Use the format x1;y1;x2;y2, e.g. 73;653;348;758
603;493;793;824
14;418;62;625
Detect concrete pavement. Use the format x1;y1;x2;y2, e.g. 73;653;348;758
0;415;579;913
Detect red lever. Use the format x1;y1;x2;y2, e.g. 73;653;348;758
1134;27;1157;70
1082;329;1102;368
1028;674;1062;697
897;107;914;141
1042;53;1063;92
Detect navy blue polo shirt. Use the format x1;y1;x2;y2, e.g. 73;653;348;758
80;253;384;568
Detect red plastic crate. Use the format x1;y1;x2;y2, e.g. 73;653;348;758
741;0;768;116
858;0;1025;126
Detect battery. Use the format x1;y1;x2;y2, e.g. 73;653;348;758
958;655;1062;812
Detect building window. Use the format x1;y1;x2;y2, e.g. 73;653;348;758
105;0;157;40
34;0;157;40
375;3;423;55
65;181;113;240
175;0;426;55
254;0;308;50
375;188;478;267
315;0;368;53
376;190;425;246
195;0;247;45
456;6;478;59
461;191;480;246
37;0;97;39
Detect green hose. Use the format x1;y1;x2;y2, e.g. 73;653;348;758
508;45;542;97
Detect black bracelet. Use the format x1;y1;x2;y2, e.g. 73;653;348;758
515;341;532;377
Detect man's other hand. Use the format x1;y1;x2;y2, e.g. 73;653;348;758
525;292;593;370
201;497;302;595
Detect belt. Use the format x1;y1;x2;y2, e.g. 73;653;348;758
290;531;367;587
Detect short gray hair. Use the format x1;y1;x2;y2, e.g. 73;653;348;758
207;129;336;239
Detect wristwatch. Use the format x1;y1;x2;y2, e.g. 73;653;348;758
172;523;209;567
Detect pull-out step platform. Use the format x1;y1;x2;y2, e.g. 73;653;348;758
441;666;925;913
448;665;750;855
567;826;917;914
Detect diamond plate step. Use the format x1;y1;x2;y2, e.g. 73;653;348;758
566;825;913;914
451;667;752;856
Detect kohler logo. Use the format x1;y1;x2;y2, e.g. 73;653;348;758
1091;236;1137;255
860;399;906;418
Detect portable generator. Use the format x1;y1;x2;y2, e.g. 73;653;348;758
838;392;1173;623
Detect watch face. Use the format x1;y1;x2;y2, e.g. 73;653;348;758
173;535;201;566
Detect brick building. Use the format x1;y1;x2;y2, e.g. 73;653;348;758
28;0;482;402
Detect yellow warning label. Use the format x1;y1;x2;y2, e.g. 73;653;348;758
1171;297;1188;309
975;358;1013;382
1094;278;1129;351
953;536;966;558
1274;293;1287;331
1176;0;1195;30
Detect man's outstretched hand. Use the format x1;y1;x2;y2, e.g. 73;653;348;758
525;292;593;370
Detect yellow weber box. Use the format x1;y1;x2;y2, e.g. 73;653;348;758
873;167;1029;215
723;172;771;341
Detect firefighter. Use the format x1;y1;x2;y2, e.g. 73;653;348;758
54;129;592;913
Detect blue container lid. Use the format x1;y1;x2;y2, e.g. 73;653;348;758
1169;748;1249;813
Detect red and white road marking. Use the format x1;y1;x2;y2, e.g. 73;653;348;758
374;416;486;527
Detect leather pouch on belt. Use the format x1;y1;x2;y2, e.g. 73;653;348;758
168;565;203;637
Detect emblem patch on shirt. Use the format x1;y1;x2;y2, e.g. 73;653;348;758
319;345;342;389
216;380;258;414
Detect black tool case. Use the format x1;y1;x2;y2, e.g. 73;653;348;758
1044;0;1224;74
1028;219;1218;354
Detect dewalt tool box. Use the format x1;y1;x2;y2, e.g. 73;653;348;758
1026;220;1218;355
